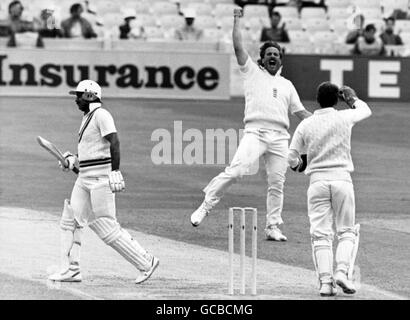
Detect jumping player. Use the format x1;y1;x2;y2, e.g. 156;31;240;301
191;8;311;241
288;82;372;296
48;80;159;284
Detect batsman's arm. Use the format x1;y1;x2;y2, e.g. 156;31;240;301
294;110;312;120
104;132;120;171
232;8;248;66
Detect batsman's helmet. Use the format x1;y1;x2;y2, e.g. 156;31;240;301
69;80;102;102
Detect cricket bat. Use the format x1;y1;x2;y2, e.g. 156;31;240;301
36;136;79;174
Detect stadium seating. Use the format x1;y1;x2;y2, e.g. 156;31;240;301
159;14;185;29
274;6;299;19
300;7;327;20
325;0;353;8
303;18;331;32
144;26;164;41
354;0;382;9
195;15;218;29
185;3;214;16
214;3;237;18
360;8;383;20
243;4;270;19
152;2;179;15
395;20;410;32
202;28;222;42
327;7;353;20
282;18;303;31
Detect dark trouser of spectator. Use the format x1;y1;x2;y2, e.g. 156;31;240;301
296;0;326;12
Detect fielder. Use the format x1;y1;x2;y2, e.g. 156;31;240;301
48;80;159;284
191;8;311;241
288;82;372;296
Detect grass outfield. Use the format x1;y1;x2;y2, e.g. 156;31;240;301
0;96;409;298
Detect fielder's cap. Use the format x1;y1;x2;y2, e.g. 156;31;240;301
69;80;102;100
183;8;196;18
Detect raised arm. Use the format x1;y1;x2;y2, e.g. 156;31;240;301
339;86;372;124
233;8;249;66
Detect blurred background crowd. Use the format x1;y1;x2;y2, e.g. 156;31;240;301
1;0;410;56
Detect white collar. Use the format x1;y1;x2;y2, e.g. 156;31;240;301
314;107;336;114
89;102;101;112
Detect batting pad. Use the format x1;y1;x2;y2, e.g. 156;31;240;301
335;231;356;274
60;199;75;232
89;218;152;272
312;239;333;284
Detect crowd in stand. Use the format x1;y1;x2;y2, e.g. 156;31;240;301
0;0;410;55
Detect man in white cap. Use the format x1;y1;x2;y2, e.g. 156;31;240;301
48;80;159;284
175;8;203;41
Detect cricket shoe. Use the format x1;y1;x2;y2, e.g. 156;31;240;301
334;271;356;294
48;266;82;282
265;226;287;241
135;256;160;284
319;282;337;297
190;201;213;227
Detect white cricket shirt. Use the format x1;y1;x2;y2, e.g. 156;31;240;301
77;103;117;175
240;57;305;133
289;100;372;182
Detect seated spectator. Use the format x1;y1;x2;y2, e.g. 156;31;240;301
175;8;203;41
61;3;97;39
260;10;289;43
36;6;63;38
296;0;326;12
346;13;365;44
118;9;145;40
7;0;35;33
380;17;403;45
352;24;386;56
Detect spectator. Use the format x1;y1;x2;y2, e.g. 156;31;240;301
175;8;203;41
260;10;290;43
7;0;35;33
36;6;63;38
352;24;386;56
345;13;365;44
118;9;145;40
380;17;403;45
61;3;97;39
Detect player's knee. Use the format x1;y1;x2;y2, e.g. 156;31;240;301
60;199;75;231
311;235;333;247
89;217;121;245
337;229;356;243
225;163;253;179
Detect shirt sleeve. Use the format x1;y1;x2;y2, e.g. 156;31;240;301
339;99;372;125
239;56;258;76
289;122;305;153
289;82;305;114
95;109;117;137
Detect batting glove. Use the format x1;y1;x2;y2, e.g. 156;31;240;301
58;152;78;172
109;170;125;193
338;86;358;109
290;154;307;173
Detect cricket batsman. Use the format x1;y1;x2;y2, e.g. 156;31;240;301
288;82;372;296
191;8;311;241
48;80;159;284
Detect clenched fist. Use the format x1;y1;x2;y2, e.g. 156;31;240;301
59;151;78;172
339;85;358;109
233;8;243;18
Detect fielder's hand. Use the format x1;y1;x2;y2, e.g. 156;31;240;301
109;170;125;192
59;152;78;172
291;154;307;173
338;86;358;109
233;8;243;18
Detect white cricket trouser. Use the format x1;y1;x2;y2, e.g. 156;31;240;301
308;179;356;239
308;178;357;281
203;128;289;227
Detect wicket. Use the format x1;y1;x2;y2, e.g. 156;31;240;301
228;207;257;296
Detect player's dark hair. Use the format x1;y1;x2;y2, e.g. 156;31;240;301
257;41;283;66
8;0;22;13
70;3;83;14
317;82;339;108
